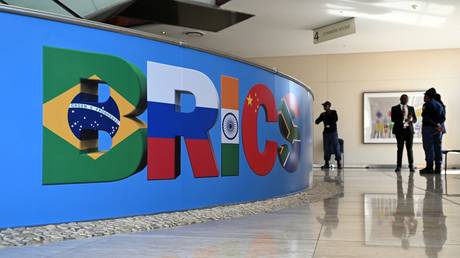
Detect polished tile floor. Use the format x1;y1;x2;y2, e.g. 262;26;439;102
1;169;460;258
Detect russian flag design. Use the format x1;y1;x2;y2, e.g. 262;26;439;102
147;62;219;180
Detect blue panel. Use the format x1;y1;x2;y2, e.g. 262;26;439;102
98;131;112;151
178;91;196;113
98;83;110;103
0;10;313;228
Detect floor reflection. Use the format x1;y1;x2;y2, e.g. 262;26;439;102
422;174;446;258
392;172;417;249
317;170;344;238
364;172;447;257
1;169;458;258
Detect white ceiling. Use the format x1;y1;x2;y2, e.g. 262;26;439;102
134;0;460;58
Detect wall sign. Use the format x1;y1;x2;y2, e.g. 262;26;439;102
313;18;356;44
0;9;313;228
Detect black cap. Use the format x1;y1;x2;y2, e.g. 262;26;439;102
425;88;437;98
322;101;331;106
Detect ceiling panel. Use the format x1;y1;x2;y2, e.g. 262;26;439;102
136;0;460;57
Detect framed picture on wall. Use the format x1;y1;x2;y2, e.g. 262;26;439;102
363;91;424;144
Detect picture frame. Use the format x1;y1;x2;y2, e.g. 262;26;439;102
363;91;424;144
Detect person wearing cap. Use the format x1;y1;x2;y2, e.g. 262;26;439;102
434;93;446;134
420;88;446;174
315;101;342;169
391;94;417;172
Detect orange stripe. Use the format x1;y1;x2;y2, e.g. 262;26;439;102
221;76;239;109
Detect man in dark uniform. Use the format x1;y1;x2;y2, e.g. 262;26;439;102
315;101;342;169
420;88;445;174
391;94;417;172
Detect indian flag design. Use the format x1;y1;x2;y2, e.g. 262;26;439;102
221;76;239;176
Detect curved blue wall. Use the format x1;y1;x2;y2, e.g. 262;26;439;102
0;8;313;228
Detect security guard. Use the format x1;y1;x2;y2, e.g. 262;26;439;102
420;88;445;174
315;101;342;169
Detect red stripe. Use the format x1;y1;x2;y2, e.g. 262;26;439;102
147;137;179;180
148;137;218;180
185;139;219;178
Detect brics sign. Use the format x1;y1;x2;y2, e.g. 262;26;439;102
0;8;312;228
43;47;303;184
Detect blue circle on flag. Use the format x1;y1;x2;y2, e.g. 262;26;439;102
68;93;120;140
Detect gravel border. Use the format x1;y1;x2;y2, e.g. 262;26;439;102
0;177;339;248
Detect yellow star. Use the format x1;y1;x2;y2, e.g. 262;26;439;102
247;95;253;106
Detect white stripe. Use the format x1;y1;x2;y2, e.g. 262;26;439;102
221;109;239;144
69;103;120;125
147;61;218;109
283;152;290;167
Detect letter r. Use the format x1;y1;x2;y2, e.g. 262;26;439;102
147;62;219;180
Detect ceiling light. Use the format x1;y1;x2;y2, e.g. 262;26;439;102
184;31;205;37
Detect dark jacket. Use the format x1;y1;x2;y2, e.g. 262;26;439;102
422;99;445;127
315;110;338;133
391;104;417;135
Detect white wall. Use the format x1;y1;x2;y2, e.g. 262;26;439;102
251;49;460;167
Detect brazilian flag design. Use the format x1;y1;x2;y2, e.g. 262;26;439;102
42;47;147;184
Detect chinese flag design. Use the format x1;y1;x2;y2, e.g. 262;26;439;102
242;84;278;176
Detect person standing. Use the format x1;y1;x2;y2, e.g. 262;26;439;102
435;93;446;134
391;94;417;172
315;101;342;169
420;88;445;174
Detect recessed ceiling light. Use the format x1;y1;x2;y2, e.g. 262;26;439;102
184;31;205;37
161;31;166;35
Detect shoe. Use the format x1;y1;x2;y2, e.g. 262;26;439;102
419;167;433;174
337;161;343;169
434;165;442;174
321;162;330;170
409;164;415;172
395;166;401;172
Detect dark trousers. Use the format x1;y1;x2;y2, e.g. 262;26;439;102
323;132;341;161
422;126;443;166
395;128;414;167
